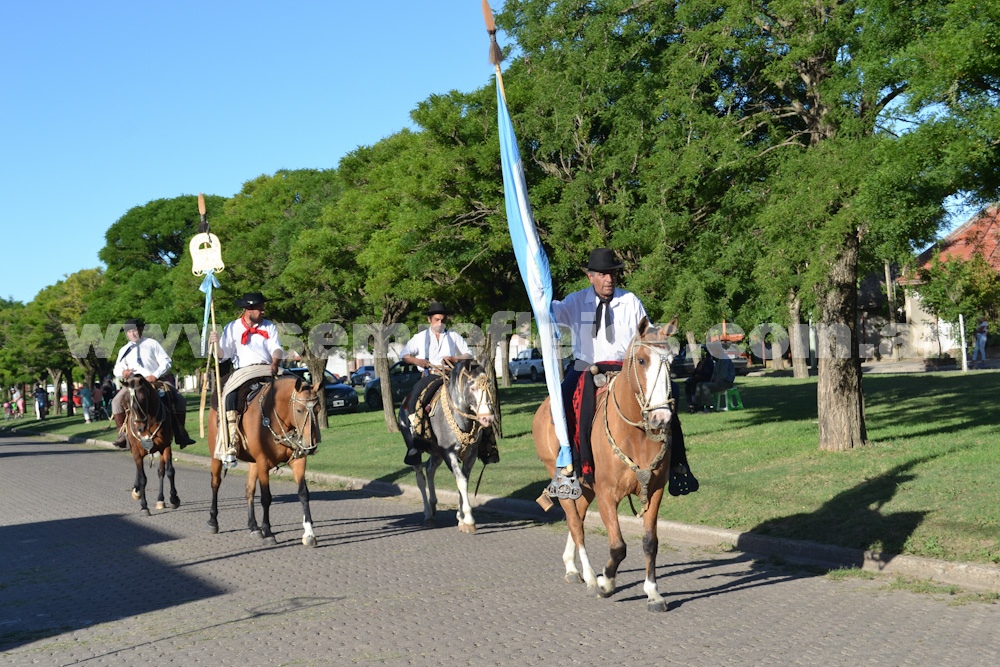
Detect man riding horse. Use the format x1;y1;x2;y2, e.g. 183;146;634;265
398;301;499;467
549;248;697;499
208;291;283;466
110;318;195;449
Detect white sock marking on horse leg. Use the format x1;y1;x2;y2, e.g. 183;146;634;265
562;532;580;579
597;571;616;595
302;518;315;540
414;465;433;522
453;469;474;527
644;577;664;606
577;545;597;588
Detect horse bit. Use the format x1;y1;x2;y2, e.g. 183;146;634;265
602;339;675;514
259;383;319;459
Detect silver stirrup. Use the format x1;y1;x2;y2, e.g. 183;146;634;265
547;471;582;500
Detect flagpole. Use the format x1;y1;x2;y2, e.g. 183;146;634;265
482;0;574;481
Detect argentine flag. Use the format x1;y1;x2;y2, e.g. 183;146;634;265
496;80;572;466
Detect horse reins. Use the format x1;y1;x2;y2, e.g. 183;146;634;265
600;338;675;514
257;378;319;459
437;366;493;455
124;383;166;451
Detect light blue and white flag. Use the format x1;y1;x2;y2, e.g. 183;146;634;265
496;79;572;466
199;270;220;357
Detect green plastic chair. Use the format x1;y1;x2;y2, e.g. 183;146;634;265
715;386;744;411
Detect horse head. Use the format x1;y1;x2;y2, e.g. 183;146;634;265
266;375;321;451
624;317;677;432
124;375;167;447
448;359;494;429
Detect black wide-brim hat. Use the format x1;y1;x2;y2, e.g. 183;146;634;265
424;301;452;316
235;292;268;309
123;318;144;332
583;247;624;272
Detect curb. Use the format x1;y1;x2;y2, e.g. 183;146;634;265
5;424;999;593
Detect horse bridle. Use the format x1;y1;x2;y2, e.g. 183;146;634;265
438;364;494;454
602;338;675;514
258;378;319;459
125;382;166;449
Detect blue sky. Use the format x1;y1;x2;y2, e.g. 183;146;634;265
0;1;503;304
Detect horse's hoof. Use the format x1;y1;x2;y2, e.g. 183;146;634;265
458;523;476;534
586;583;598;597
140;508;151;517
208;524;219;534
647;599;668;613
302;535;317;547
155;501;165;510
250;529;263;539
424;518;436;528
131;489;140;501
565;572;582;585
262;536;277;546
170;500;180;509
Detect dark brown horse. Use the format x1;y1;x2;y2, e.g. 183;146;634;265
207;374;321;546
120;375;180;515
533;318;677;611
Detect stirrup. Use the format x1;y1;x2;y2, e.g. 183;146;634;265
669;464;699;496
547;470;582;500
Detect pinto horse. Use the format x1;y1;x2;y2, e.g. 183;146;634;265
401;359;495;533
120;375;180;515
533;318;677;611
207;374;321;546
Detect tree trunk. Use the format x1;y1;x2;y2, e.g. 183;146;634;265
483;331;503;438
788;293;810;379
304;352;329;427
372;324;397;433
47;368;64;417
498;335;511;388
817;232;868;451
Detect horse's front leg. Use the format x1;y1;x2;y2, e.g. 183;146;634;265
595;490;628;600
413;459;436;526
208;458;222;533
559;495;597;594
245;462;262;538
289;457;315;547
130;450;150;516
254;463;276;546
164;449;179;509
639;485;668;612
446;450;476;534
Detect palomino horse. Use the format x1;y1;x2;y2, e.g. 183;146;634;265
120;375;180;515
207;374;321;546
533;318;677;611
400;359;495;533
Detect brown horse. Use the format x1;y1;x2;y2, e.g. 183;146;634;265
207;374;321;546
533;318;677;612
120;375;180;515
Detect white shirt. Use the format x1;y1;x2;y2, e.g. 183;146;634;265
218;318;283;369
401;328;471;367
113;337;172;380
552;287;648;367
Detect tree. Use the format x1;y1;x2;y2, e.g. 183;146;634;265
917;251;1000;346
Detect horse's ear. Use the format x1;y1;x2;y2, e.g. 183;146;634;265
637;316;650;337
664;315;679;337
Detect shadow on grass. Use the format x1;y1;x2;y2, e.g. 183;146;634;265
745;455;942;555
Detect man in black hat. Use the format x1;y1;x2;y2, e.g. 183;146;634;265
549;248;697;498
110;318;195;448
208;292;283;465
398;301;498;467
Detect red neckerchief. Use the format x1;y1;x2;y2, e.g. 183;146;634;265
240;315;270;346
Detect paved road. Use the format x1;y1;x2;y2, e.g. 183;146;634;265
2;433;998;667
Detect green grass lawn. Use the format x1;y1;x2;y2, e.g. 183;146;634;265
10;371;1000;566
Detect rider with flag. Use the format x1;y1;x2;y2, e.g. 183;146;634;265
208;291;283;463
110;318;195;449
553;248;698;497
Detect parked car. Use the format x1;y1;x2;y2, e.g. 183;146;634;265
350;365;376;387
283;366;358;414
364;361;423;411
509;348;545;382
